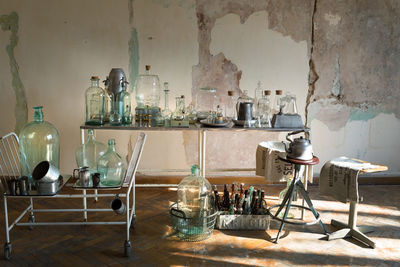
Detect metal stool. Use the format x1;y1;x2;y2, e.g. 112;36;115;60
268;156;328;243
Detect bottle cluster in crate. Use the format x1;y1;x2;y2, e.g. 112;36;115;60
214;183;267;215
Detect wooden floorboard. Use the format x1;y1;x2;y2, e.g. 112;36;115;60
0;184;399;266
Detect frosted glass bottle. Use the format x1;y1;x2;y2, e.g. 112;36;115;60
97;139;126;186
85;76;106;125
177;165;215;219
75;129;107;174
19;106;60;179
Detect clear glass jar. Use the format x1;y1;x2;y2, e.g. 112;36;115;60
19;106;60;180
225;91;237;120
75;129;107;174
177;165;215;219
134;65;161;108
172;95;186;121
273;90;284;114
85;76;106;125
196;87;217;120
97;139;126;186
254;81;263;105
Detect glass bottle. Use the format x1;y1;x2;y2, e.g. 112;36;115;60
123;105;133;125
254;81;263;105
103;77;112;123
187;103;197;124
196;87;217;120
109;93;122;126
177;165;215;220
75;129;107;174
273;90;284;114
85;76;106;125
225;91;237;120
161;82;172;127
258;90;272;127
116;79;131;125
19;106;60;180
97;139;126;186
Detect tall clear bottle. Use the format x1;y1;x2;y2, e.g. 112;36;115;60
103;77;112;123
257;90;272;127
162;82;172;127
254;81;263;105
85;76;106;125
97;139;126;186
116;79;131;125
19;106;60;179
273;90;283;114
75;129;107;174
225;90;237;120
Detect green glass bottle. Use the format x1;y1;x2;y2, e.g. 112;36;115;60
19;106;60;179
75;129;107;174
97;139;126;186
85;76;106;125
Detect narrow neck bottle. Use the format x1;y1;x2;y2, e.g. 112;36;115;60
107;139;117;152
164;82;170;110
91;78;100;87
87;129;95;142
33;106;44;122
191;165;200;177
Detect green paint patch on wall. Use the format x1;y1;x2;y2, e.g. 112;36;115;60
349;107;386;122
128;28;139;92
0;11;27;134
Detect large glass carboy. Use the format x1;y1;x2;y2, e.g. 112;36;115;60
177;165;215;219
134;65;161;108
85;76;106;125
19;106;60;179
97;139;126;186
196;87;217;120
75;129;107;174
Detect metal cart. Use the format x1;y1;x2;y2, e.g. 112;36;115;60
0;132;146;260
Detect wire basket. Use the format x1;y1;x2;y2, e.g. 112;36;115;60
169;203;218;242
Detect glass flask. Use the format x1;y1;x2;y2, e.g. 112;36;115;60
19;106;60;179
134;65;161;108
177;165;215;220
160;82;172;127
254;81;264;105
172;95;186;121
97;139;126;186
103;77;112;122
116;79;131;124
75;129;107;174
196;87;217;120
236;90;255;121
225;91;237;120
85;76;106;125
257;90;272;127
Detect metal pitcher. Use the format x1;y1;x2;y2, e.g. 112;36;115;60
108;68;127;96
73;166;91;187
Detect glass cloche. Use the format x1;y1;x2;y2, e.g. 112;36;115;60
134;65;161;108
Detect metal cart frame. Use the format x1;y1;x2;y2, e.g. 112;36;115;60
1;132;146;260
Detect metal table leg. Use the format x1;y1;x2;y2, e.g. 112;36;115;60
198;130;206;177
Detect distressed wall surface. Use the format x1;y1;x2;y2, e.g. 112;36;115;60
0;0;399;175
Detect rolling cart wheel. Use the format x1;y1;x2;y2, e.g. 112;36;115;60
130;215;136;229
124;240;131;257
4;243;12;260
28;214;35;230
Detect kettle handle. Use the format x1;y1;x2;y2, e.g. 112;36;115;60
286;129;310;142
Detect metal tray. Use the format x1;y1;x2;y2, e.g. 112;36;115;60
200;119;230;127
72;177;124;189
5;175;70;197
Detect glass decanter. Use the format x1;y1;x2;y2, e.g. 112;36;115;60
97;139;126;186
85;76;106;125
134;65;161;108
19;106;60;180
75;129;107;174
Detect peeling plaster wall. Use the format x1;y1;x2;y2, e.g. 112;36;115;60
0;0;399;175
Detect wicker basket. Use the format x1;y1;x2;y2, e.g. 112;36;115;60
169;203;218;242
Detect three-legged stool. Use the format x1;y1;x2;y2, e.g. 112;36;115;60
268;156;328;243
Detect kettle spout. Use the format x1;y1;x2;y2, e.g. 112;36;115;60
282;141;290;153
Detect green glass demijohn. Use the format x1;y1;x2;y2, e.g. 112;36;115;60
97;139;126;186
177;165;215;219
75;129;107;174
19;106;60;179
85;76;106;125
